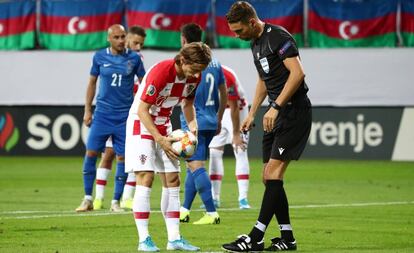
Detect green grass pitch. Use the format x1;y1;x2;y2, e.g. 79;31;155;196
0;157;413;252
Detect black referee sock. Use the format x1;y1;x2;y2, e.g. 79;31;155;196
249;180;283;242
274;181;295;242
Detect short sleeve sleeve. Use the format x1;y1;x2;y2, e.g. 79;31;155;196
223;68;239;101
272;29;299;60
135;56;146;79
90;53;99;77
140;68;165;104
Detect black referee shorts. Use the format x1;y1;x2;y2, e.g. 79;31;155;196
262;101;312;163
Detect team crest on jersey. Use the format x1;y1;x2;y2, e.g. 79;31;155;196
260;57;269;73
139;154;147;165
126;60;133;75
146;84;156;96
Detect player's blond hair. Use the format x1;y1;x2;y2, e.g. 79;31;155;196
175;42;212;66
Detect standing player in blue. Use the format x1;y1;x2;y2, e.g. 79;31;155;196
178;23;228;225
76;24;145;212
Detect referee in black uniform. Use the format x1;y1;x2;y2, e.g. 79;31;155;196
222;1;311;252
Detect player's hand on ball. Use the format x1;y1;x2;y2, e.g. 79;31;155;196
158;136;179;160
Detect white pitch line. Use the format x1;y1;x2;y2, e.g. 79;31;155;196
1;201;413;220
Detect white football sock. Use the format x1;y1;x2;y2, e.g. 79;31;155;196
133;185;151;242
95;168;111;200
209;148;224;201
165;187;180;241
234;148;250;200
160;187;169;218
122;173;136;201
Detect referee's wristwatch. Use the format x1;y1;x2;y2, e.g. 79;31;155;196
270;101;282;111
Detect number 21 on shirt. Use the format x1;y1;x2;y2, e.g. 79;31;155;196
111;74;122;87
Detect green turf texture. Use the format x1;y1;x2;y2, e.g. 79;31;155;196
0;157;413;252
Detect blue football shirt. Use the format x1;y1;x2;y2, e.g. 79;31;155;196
180;59;225;131
90;48;145;114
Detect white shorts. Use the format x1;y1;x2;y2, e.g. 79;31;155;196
209;106;249;148
105;136;113;148
125;114;180;174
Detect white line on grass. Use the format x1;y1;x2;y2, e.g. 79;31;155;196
1;201;413;220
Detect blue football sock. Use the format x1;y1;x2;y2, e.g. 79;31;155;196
193;167;216;212
113;161;127;201
83;155;97;196
183;168;197;210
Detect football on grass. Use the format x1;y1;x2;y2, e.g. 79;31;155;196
169;129;197;158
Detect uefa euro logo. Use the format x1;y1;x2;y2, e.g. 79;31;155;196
0;112;19;152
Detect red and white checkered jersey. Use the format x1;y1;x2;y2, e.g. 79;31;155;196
129;59;200;134
222;65;248;109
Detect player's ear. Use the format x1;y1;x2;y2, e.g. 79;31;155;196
249;18;256;28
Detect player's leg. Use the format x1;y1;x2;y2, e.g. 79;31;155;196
111;155;127;212
208;147;224;206
120;172;136;209
221;129;277;251
264;106;312;251
125;117;159;251
162;151;199;251
233;134;251;209
76;114;108;212
188;130;220;225
234;107;251;209
111;120;128;212
179;167;196;222
94;141;115;210
208;111;232;207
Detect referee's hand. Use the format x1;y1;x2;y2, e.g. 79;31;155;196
240;115;255;133
263;107;279;132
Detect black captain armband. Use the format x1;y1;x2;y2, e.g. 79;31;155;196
270;101;282;111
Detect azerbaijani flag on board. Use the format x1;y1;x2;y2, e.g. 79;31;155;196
215;0;304;49
401;0;414;46
0;0;35;50
308;0;398;47
127;0;210;49
39;0;124;50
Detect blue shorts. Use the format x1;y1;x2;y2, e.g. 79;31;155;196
187;130;216;161
86;110;128;156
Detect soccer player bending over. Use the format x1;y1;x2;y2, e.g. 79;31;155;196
125;42;212;251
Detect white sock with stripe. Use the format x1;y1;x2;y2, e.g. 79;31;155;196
165;187;180;241
209;148;224;201
234;148;250;200
122;172;136;201
95;168;110;200
133;185;151;242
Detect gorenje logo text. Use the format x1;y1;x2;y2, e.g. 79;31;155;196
309;114;383;153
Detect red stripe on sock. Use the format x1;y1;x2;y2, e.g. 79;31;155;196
126;182;136;186
237;174;249;180
210;174;223;180
166;211;180;218
134;212;150;219
96;179;107;185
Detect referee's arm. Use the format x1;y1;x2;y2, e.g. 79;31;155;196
275;56;305;106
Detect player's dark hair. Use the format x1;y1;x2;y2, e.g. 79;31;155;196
180;23;202;43
226;1;258;24
175;42;212;66
128;26;146;37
